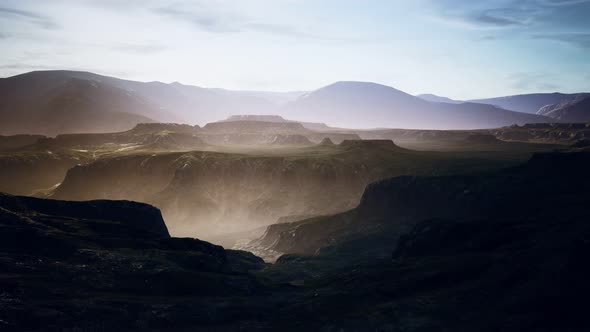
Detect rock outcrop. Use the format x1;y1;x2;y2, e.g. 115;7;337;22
0;193;266;330
319;137;334;145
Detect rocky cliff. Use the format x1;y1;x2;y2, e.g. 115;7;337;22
256;151;590;256
0;193;266;330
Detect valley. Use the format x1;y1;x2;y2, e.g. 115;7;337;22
2;148;589;331
1;118;571;242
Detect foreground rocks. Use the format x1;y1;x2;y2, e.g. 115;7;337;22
0;194;267;331
2;151;590;331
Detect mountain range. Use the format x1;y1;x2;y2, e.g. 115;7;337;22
536;94;590;122
3;70;589;135
282;81;549;129
0;70;297;135
469;92;590;115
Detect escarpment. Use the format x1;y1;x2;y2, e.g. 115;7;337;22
256;151;590;256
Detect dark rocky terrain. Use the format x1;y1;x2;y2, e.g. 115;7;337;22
0;193;268;331
253;151;590;256
250;151;590;331
2;150;590;331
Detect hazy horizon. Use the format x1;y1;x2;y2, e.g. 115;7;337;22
1;0;589;100
3;70;589;101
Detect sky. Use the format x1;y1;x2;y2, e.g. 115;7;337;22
0;0;589;100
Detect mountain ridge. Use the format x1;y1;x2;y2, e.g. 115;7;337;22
283;81;552;129
1;71;579;134
470;92;590;115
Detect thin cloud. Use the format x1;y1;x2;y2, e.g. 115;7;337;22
153;6;240;33
152;5;333;39
540;0;590;6
471;8;529;27
0;7;58;29
534;33;590;48
429;0;587;29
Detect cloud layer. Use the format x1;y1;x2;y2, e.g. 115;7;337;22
0;6;57;29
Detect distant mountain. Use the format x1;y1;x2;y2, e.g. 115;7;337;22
537;95;590;122
0;74;156;136
470;93;590;114
0;70;301;135
210;89;305;105
1;71;570;134
416;93;463;104
282;81;551;129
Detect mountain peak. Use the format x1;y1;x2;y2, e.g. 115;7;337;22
302;81;416;103
321;81;406;92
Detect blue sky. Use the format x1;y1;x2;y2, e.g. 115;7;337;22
0;0;588;99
